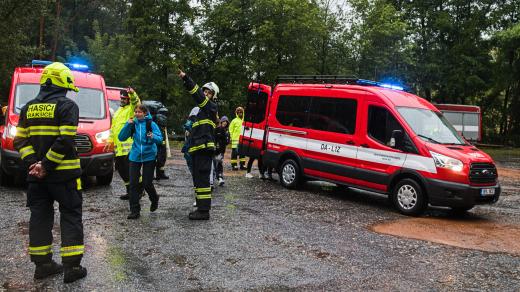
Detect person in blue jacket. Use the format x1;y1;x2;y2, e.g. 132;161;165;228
118;104;163;219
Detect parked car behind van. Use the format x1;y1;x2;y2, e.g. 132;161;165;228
240;76;500;215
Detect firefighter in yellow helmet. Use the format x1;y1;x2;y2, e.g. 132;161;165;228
14;62;87;283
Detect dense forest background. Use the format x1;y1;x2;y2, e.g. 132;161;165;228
0;0;518;144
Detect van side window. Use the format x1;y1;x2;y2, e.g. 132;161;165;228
308;97;357;134
246;90;268;124
368;106;404;146
276;95;311;128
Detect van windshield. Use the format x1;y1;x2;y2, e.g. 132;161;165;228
14;84;106;119
397;107;466;145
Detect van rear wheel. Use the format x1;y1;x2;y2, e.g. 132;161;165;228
392;178;427;216
279;159;301;189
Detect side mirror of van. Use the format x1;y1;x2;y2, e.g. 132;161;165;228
389;130;403;149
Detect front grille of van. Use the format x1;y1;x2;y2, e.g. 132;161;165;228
469;163;497;184
74;134;92;153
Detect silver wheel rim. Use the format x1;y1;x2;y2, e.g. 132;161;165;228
282;164;296;185
397;184;418;210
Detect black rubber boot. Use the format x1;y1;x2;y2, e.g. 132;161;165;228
155;171;169;180
150;199;158;212
64;265;87;283
127;212;140;219
120;185;130;200
34;260;63;279
188;210;210;220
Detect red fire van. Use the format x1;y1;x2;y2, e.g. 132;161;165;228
240;76;500;215
0;60;114;186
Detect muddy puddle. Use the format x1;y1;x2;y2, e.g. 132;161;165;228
370;217;520;256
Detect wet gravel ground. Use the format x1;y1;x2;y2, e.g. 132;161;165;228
1;152;519;291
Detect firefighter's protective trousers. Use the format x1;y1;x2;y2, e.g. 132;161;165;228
192;150;213;210
27;180;84;265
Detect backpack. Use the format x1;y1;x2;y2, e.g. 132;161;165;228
142;100;169;127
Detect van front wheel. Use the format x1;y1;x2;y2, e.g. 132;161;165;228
392;178;427;216
279;159;301;189
96;170;113;186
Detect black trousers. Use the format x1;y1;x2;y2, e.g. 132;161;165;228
129;161;158;213
27;180;84;265
246;156;264;174
115;155;130;191
192;151;213;211
156;142;167;175
231;148;246;169
214;153;224;179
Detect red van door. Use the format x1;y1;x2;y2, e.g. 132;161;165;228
301;89;361;184
357;101;407;192
239;83;271;158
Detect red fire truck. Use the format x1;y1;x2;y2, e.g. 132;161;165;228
434;104;481;143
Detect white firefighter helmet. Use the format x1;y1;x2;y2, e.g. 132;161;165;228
202;82;219;100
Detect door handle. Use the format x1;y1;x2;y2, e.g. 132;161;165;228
244;127;250;130
346;140;355;145
360;143;369;148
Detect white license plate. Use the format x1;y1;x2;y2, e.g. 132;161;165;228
481;188;495;196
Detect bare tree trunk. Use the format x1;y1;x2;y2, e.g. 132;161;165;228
39;15;45;58
51;0;61;61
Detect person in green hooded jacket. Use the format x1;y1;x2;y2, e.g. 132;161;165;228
229;106;246;170
105;87;140;200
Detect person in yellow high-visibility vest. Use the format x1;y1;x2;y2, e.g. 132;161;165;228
105;87;140;200
229;107;246;170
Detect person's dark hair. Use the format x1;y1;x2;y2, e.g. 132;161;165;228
137;104;149;113
120;90;129;98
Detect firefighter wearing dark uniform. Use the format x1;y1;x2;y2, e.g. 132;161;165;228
14;62;87;283
155;126;169;179
178;69;218;220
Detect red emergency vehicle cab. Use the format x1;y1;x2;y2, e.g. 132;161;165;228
434;104;481;142
0;60;114;186
240;76;500;215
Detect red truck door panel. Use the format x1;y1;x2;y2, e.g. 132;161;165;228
357;102;407;191
302;90;361;184
240;83;271;158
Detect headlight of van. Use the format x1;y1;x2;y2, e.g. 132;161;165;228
430;151;464;172
95;129;111;144
5;124;17;139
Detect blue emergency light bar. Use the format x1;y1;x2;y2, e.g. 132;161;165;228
31;60;90;72
356;79;404;91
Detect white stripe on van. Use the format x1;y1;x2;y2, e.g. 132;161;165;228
453;125;463;131
243;127;265;140
261;128;437;174
464;126;479;132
